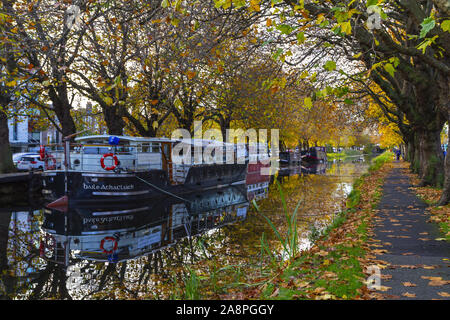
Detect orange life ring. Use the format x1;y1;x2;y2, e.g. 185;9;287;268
100;236;118;254
100;153;119;171
45;154;57;170
39;145;46;161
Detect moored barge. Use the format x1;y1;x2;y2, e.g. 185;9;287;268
41;135;248;206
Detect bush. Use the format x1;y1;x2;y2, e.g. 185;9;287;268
368;151;394;172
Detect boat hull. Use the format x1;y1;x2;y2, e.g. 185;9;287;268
42;163;248;205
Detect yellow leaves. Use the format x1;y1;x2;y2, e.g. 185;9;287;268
266;18;272;27
375;285;391;292
5;80;17;87
402;282;417;287
303;97;312;109
402;292;416;298
420;276;450;286
249;0;261;12
340;21;352;35
103;96;113;106
437;292;450;297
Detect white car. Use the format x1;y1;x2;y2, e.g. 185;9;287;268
16;154;46;171
13;152;37;166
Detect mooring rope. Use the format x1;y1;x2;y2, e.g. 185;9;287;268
134;175;192;203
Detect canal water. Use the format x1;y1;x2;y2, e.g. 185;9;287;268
0;155;373;299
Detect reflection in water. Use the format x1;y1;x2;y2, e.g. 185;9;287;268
0;156;373;299
40;185;249;265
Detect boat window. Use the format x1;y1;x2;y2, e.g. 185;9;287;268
83;147;112;154
141;145;150;153
279;153;289;160
115;146;133;154
139;143;161;153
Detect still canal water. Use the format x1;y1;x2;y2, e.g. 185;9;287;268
0;155;373;299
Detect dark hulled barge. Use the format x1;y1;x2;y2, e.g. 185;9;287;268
42;135;248;206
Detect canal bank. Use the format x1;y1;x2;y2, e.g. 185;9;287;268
0;171;42;206
254;152;394;300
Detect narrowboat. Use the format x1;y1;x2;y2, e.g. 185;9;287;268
279;150;301;168
39;185;249;264
245;143;271;201
41;135;248;206
300;162;327;175
300;146;327;163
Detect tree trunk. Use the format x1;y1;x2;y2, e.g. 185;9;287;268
0;212;12;299
405;136;414;163
104;106;125;136
220;117;231;142
417;128;444;187
0;111;14;174
47;86;77;138
411;132;421;174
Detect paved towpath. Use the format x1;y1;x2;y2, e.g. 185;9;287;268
371;162;450;299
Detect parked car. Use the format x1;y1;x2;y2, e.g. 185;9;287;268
16;154;45;171
13;152;37;166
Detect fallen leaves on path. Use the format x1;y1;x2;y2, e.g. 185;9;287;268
402;292;416;298
402;282;417;287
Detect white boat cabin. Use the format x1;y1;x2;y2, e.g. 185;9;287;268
69;135;174;173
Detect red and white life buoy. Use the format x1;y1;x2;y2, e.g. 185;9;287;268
100;153;119;171
100;236;118;254
39;234;55;258
45;154;57;170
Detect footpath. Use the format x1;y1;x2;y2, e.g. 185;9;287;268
370;162;450;299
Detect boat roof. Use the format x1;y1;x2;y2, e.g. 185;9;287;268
75;135;176;143
75;135;245;147
178;138;235;147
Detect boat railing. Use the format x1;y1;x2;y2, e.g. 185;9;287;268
44;142;163;173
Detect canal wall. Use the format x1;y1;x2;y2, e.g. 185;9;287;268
0;172;43;206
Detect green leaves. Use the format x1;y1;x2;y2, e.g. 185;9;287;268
366;0;378;7
383;63;395;78
304;97;312;109
276;24;295;35
323;60;336;71
441;20;450;32
417;35;438;53
296;31;305;44
339;21;352;35
272;48;283;61
419;16;436;38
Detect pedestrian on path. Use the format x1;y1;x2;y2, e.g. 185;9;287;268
395;149;401;161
